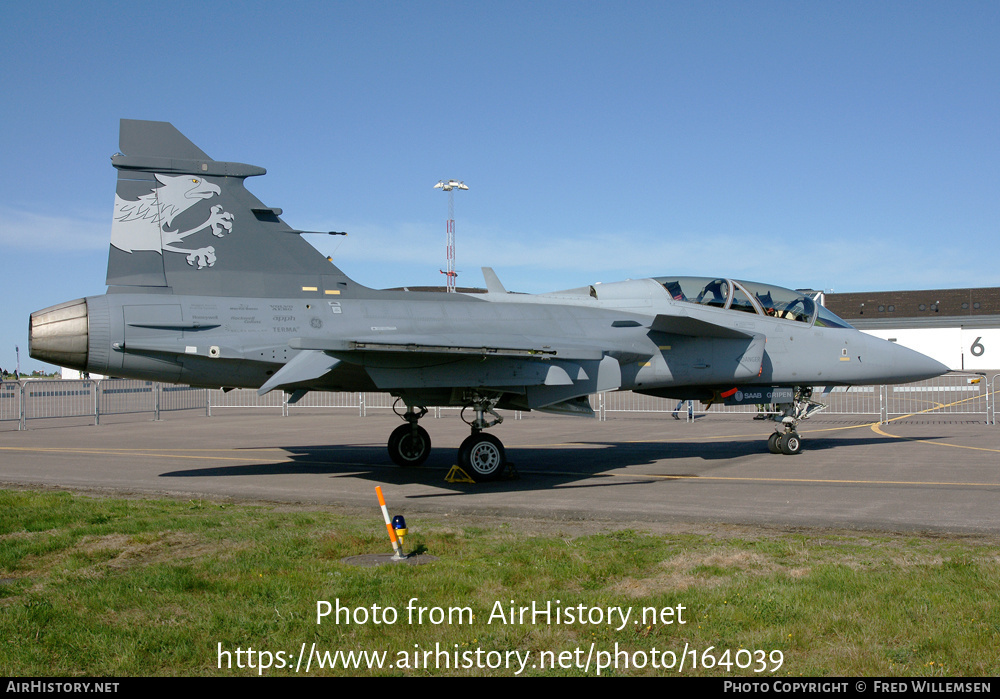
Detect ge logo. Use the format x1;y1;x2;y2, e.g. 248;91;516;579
971;337;985;357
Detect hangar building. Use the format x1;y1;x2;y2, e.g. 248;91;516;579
823;287;1000;372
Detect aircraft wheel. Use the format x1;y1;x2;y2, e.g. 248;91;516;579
388;424;431;467
458;433;506;482
779;432;802;456
767;432;782;454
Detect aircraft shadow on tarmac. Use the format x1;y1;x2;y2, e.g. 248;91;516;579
158;431;917;494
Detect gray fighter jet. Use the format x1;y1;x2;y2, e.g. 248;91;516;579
29;120;948;480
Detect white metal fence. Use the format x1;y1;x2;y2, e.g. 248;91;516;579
2;379;208;428
885;374;990;421
21;380;98;424
206;389;465;418
2;373;997;430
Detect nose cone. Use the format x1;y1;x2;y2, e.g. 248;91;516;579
870;335;950;384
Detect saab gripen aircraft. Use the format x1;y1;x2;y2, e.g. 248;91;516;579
29;120;948;480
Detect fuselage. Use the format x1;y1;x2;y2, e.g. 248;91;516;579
30;275;948;409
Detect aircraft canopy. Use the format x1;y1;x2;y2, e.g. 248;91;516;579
653;276;853;329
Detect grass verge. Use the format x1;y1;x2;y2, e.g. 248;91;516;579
1;489;997;676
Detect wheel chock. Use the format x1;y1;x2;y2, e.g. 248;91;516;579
445;462;520;483
445;465;476;483
501;461;519;480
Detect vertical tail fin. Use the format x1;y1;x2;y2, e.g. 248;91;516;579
107;119;354;297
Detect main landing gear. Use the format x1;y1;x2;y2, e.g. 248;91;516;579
387;404;431;467
385;396;510;482
766;387;826;456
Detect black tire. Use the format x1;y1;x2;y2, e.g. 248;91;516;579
388;424;431;467
458;433;506;482
767;432;782;454
779;432;802;455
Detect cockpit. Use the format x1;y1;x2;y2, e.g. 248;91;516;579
653;276;853;329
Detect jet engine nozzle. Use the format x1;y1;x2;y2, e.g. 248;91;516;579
29;298;90;371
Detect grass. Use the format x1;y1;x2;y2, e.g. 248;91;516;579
1;489;997;676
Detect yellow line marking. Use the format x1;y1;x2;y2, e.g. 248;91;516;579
0;446;290;452
579;472;999;487
0;446;286;463
0;445;373;467
871;423;1000;454
868;387;1000;453
516;421;879;449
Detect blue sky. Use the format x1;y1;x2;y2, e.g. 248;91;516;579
2;1;998;373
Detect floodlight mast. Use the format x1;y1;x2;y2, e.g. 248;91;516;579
434;179;468;292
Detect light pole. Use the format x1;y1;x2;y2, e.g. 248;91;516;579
434;180;468;292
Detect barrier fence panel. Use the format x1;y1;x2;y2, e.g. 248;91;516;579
358;392;397;413
822;386;881;417
159;384;208;414
207;387;286;415
600;391;674;416
1;382;22;429
885;373;991;420
694;402;771;418
97;379;156;422
286;391;363;415
23;380;98;424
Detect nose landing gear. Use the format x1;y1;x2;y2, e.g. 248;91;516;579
766;387;824;456
767;429;802;455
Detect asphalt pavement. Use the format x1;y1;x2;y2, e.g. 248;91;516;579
2;409;998;534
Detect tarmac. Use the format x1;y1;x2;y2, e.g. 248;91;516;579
2;408;998;535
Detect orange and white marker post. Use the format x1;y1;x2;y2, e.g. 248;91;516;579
375;486;406;559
